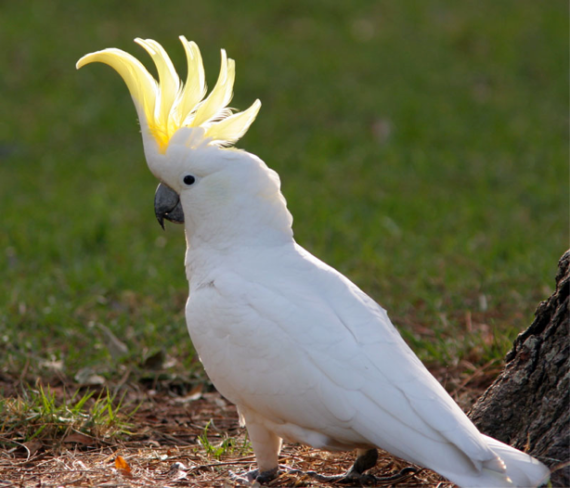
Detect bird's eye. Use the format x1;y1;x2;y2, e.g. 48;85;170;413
183;175;196;186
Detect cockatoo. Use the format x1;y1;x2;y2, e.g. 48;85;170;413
77;37;550;488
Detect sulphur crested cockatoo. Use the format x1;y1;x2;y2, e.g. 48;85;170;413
77;37;550;488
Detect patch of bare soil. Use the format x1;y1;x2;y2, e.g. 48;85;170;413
0;363;493;488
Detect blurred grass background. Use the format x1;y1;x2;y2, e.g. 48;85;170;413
0;1;567;384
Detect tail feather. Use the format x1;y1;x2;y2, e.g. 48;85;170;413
482;435;550;488
437;435;550;488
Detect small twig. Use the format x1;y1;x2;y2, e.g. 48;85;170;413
37;474;85;487
154;432;195;445
456;358;501;391
193;459;255;469
0;437;31;463
18;358;30;386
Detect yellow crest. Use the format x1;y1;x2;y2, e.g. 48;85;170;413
77;37;261;154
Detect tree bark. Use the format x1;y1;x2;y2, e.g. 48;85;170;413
469;250;569;487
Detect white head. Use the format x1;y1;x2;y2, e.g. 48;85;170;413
77;37;293;248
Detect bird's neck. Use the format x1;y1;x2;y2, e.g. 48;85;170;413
182;190;294;282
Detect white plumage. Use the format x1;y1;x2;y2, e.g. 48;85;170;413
180;148;548;488
78;38;550;488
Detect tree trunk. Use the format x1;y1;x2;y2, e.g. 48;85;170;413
469;250;569;487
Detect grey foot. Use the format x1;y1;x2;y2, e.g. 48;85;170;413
289;449;418;485
229;466;280;484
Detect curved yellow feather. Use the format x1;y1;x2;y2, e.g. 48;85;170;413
134;39;180;136
206;99;261;145
76;48;157;123
192;51;235;128
177;37;207;127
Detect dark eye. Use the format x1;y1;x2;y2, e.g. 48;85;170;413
183;175;196;186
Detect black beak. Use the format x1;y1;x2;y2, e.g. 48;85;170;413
154;183;185;229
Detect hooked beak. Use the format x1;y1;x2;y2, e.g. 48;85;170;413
154;183;185;229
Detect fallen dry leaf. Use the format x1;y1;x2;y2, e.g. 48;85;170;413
22;439;42;457
174;383;203;404
115;455;132;476
64;432;95;446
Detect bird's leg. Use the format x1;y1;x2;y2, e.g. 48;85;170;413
346;448;379;477
229;416;284;483
290;448;418;485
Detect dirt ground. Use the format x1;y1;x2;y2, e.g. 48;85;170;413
0;361;499;488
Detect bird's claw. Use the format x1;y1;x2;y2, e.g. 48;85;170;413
229;466;281;485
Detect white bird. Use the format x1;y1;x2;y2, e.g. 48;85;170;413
77;37;550;488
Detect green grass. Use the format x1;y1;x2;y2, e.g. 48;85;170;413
0;386;133;447
197;420;252;461
0;1;567;382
